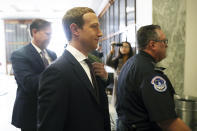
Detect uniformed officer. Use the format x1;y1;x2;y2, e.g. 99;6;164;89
116;25;191;131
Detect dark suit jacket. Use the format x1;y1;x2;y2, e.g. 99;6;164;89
11;43;57;129
38;50;111;131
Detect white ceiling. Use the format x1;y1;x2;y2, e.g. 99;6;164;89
0;0;108;19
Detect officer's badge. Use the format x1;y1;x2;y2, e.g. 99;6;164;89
151;76;167;92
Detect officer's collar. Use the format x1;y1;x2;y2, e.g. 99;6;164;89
139;51;166;71
154;66;166;71
139;51;156;63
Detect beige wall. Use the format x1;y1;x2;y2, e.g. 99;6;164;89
184;0;197;97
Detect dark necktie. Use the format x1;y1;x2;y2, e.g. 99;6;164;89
84;59;99;97
40;51;49;67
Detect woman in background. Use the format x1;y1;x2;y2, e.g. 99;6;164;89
106;41;133;106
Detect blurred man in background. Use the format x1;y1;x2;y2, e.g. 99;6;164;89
11;19;57;131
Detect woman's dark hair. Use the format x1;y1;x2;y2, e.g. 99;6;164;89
111;41;133;69
118;41;133;58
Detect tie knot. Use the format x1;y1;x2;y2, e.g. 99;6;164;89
84;59;91;64
40;50;45;55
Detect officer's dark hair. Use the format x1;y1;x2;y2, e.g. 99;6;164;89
137;24;161;50
30;19;51;37
62;7;95;41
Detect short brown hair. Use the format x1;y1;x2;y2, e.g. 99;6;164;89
62;7;95;41
30;19;51;37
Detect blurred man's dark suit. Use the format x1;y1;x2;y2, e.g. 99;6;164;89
11;43;57;131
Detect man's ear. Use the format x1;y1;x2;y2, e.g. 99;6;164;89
147;40;156;50
32;29;37;36
70;23;80;37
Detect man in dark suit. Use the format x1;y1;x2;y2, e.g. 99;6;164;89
38;7;111;131
11;19;57;131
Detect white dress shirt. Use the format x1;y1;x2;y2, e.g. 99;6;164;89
66;44;93;86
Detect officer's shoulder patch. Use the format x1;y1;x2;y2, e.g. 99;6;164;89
151;76;167;92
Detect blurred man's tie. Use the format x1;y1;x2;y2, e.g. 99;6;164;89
40;51;49;67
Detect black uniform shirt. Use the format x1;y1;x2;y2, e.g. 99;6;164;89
116;51;177;130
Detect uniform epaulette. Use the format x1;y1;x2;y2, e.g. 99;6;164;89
154;67;166;74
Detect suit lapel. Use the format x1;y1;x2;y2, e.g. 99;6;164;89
27;43;45;69
27;44;57;69
46;49;56;61
63;50;100;104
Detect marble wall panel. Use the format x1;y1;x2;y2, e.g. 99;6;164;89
153;0;186;95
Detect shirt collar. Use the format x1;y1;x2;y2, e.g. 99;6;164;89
66;44;87;62
31;41;46;54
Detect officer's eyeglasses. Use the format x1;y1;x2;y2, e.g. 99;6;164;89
153;39;168;45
